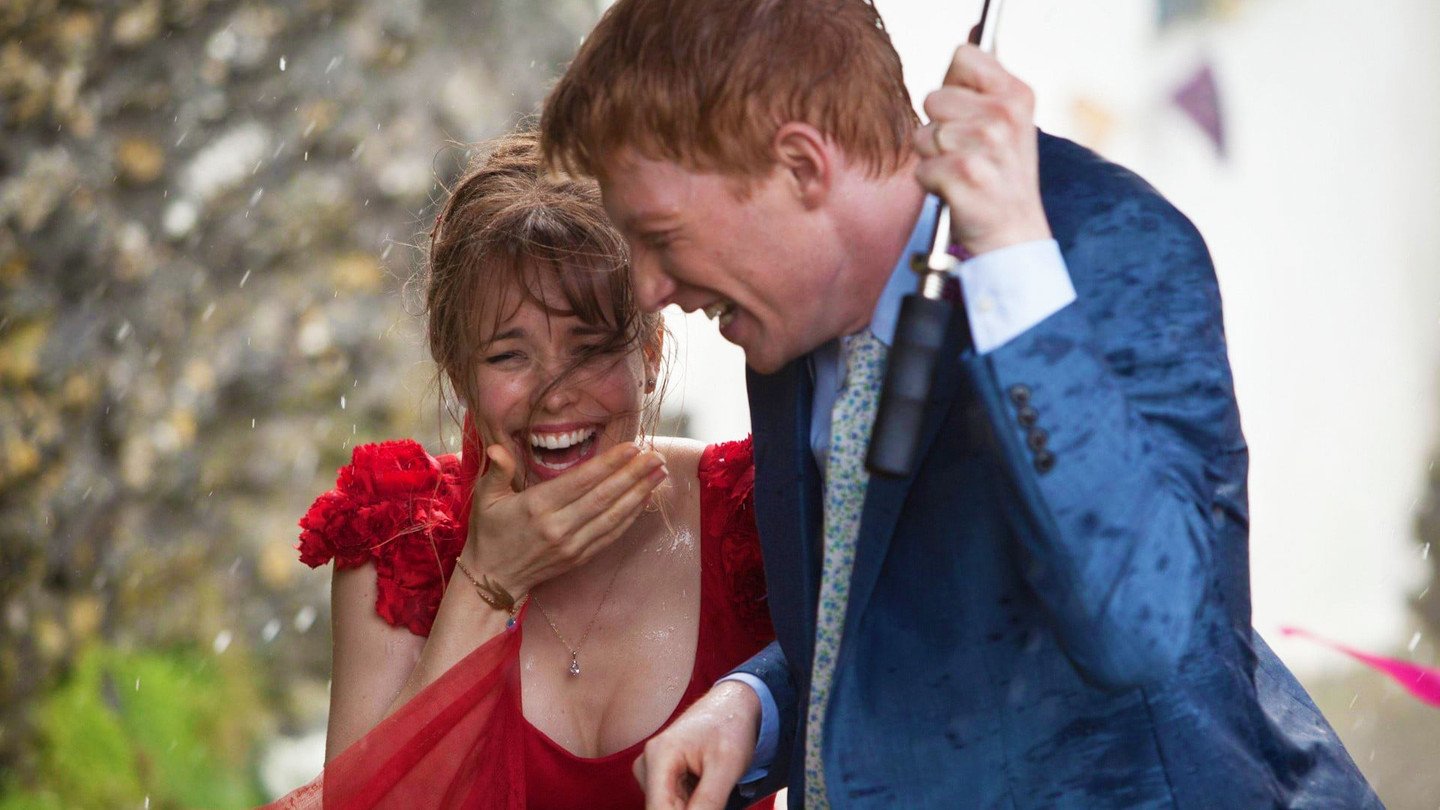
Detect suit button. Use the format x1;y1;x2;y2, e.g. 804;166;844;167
1008;384;1031;407
1026;428;1048;452
1034;451;1056;474
1017;406;1039;428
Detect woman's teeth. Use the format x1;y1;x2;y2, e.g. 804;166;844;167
704;301;736;328
528;427;596;450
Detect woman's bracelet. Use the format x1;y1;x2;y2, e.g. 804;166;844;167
453;558;519;614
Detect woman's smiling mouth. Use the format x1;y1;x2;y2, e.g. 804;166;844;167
523;424;600;480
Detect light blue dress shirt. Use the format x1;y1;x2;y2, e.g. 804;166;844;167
723;195;1078;782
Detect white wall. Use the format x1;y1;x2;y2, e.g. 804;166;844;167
663;0;1440;675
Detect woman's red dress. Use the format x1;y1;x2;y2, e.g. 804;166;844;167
274;436;774;809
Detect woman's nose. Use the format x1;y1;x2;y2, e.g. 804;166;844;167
536;372;580;413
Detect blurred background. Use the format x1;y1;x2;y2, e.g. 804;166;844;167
0;0;1436;806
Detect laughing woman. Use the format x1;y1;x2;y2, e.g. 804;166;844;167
272;132;774;809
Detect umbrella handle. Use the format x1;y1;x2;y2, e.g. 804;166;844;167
865;0;1007;478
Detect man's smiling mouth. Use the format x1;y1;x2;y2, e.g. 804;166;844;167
703;300;737;329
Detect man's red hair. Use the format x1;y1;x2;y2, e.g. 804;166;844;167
540;0;919;179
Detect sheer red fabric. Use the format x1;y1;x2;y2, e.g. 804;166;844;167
275;434;774;808
268;628;526;809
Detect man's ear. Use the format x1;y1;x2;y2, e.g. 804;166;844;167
772;122;832;209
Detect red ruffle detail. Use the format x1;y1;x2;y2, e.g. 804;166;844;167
296;439;471;636
298;435;770;641
699;437;773;640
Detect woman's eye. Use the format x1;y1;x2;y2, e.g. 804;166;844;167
484;352;521;365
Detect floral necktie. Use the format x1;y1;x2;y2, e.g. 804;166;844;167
804;330;886;808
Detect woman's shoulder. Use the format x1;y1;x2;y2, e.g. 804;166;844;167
646;435;755;512
296;439;468;637
649;435;705;476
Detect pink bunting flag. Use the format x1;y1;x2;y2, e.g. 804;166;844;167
1280;626;1440;708
1172;61;1226;157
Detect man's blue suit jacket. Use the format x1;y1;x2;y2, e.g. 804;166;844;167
733;133;1380;808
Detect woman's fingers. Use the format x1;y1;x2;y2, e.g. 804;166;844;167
553;451;666;548
567;463;666;558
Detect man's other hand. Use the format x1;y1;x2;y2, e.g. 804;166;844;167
634;680;762;809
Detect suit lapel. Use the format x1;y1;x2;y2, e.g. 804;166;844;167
842;306;970;641
747;359;823;660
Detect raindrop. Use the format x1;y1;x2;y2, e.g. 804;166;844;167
340;395;347;410
1348;693;1358;709
251;418;256;429
325;55;342;73
116;321;133;341
248;187;264;206
380;242;393;260
145;797;150;809
176;129;189;147
1423;543;1431;560
279;55;287;71
303;151;309;162
1409;632;1422;653
135;678;140;691
262;618;281;643
295;605;318;632
213;629;233;654
202;302;216;321
239;269;251;288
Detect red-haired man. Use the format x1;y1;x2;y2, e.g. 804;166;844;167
542;1;1378;807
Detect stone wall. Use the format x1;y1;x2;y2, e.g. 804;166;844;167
0;0;597;793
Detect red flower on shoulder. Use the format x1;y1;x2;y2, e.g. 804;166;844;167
298;489;371;569
701;437;772;637
338;440;442;500
296;439;473;636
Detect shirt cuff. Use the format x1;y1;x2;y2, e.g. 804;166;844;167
717;673;779;784
954;239;1076;354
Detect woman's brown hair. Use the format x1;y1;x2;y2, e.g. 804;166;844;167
424;129;665;447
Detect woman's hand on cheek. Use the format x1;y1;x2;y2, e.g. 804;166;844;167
462;441;668;595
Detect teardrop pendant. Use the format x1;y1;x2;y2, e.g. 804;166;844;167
568;654;581;677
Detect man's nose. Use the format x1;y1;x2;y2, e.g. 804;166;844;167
631;254;676;312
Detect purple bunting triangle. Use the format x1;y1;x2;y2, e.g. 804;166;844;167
1172;61;1226;157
